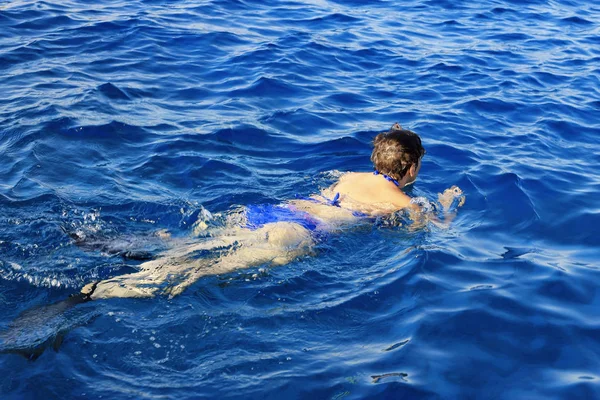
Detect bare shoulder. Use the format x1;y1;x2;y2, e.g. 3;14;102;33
331;172;369;190
333;171;361;184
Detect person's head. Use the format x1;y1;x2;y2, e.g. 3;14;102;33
370;123;425;186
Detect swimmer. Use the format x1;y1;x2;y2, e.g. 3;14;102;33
2;123;465;359
78;123;465;300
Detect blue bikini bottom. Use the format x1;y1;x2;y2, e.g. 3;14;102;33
244;204;322;231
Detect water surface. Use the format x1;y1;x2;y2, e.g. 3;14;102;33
1;0;599;398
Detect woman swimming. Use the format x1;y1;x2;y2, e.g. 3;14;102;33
78;123;464;300
1;123;465;359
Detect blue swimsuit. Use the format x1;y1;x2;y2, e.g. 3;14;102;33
244;190;346;232
245;173;397;231
244;204;321;231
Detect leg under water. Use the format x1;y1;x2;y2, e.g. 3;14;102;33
1;222;314;359
81;221;315;299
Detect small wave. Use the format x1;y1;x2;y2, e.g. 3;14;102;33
259;109;338;135
97;82;131;101
59;120;153;146
12;14;79;30
228;76;303;98
561;16;593;25
0;261;76;289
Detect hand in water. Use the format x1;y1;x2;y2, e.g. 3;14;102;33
438;186;465;212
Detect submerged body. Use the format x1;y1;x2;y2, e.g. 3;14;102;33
81;171;463;301
81;199;357;300
80;123;463;300
82;221;315;300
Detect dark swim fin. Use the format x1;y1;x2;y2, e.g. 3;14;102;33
0;289;97;360
51;333;65;352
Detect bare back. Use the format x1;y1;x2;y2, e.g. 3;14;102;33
327;172;412;213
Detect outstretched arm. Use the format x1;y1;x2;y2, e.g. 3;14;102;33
407;186;465;228
436;185;466;224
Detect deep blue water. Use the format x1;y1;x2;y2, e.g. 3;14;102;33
1;0;599;398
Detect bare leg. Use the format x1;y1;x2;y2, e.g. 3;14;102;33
82;222;315;300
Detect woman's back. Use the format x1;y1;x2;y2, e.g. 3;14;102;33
329;172;413;213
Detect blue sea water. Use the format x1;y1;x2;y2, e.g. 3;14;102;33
1;0;599;398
